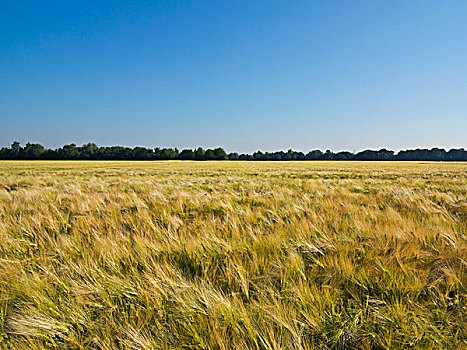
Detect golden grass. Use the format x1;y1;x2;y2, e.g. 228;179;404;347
0;161;466;349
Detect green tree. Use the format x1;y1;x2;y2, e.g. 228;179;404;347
24;142;45;159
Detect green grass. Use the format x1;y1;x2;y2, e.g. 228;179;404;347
0;161;466;349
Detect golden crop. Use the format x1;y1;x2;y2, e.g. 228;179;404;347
0;161;466;349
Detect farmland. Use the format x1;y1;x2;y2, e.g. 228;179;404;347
0;161;466;349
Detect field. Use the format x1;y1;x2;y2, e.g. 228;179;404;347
0;161;466;349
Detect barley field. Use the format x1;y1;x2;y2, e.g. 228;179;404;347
0;161;466;349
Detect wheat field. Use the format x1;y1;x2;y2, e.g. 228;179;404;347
0;161;466;349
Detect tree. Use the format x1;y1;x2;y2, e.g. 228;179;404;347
179;149;195;160
80;143;98;159
213;147;228;160
194;147;205;160
160;148;179;159
24;142;45;159
133;147;153;160
0;142;465;161
253;151;264;160
59;144;80;159
334;151;353;160
306;150;323;160
204;149;215;160
11;141;21;155
321;150;334;160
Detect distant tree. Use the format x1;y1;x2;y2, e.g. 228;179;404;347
194;147;205;160
334;151;354;160
306;150;323;160
160;148;179;160
0;142;465;161
446;148;467;161
296;151;306;160
213;147;228;160
179;149;195;160
0;147;8;159
24;142;45;159
429;148;446;161
277;151;287;160
378;149;395;160
204;149;215;160
238;153;253;160
253;151;264;160
58;144;80;159
132;147;153;160
320;150;334;160
80;143;98;159
11;141;21;155
153;147;162;160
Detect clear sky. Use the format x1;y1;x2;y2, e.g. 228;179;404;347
1;0;466;153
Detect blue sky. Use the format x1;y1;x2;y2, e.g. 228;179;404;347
1;0;466;152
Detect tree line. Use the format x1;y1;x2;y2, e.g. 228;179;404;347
0;142;466;161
